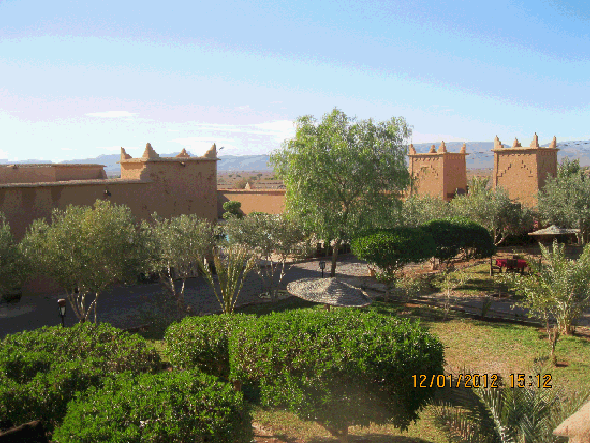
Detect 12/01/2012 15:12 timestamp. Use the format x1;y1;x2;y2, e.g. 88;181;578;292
412;374;553;389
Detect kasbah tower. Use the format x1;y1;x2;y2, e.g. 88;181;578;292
406;133;558;209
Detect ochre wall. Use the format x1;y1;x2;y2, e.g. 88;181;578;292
0;164;107;184
217;189;286;217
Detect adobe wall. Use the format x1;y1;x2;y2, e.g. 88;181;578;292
118;146;217;222
492;134;558;208
407;142;468;201
218;189;286;217
0;144;220;297
0;164;107;184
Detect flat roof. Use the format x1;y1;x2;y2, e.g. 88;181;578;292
0;178;150;189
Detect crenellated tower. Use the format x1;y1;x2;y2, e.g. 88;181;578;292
492;133;558;208
407;141;469;201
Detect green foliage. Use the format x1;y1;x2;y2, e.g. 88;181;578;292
351;227;436;298
0;213;31;293
223;200;244;218
20;200;149;323
52;370;253;443
0;323;160;433
434;374;590;443
420;219;466;268
397;194;455;228
270;108;413;275
164;314;253;378
229;309;445;435
223;212;311;300
198;246;258;314
536;157;590;244
447;217;496;260
451;177;535;246
501;238;590;336
141;213;217;315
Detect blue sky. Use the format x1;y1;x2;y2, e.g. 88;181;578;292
1;0;589;162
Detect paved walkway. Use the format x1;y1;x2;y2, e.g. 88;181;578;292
2;255;590;340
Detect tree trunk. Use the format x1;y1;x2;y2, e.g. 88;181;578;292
330;239;340;277
323;424;349;443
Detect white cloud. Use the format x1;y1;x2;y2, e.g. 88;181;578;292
61;148;72;151
85;111;138;118
0;149;9;158
271;100;283;104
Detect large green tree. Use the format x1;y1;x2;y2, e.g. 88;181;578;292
21;200;148;323
396;194;455;228
269;108;413;276
536;157;590;244
450;177;535;245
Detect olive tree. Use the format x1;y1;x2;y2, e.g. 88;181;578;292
21;200;148;323
396;194;455;228
223;212;311;301
450;177;535;245
501;239;590;363
351;227;436;300
536;157;590;244
0;213;31;295
141;213;217;316
270;108;413;277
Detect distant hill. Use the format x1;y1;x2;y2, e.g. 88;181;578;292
2;140;590;174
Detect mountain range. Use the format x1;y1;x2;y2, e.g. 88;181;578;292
2;140;590;175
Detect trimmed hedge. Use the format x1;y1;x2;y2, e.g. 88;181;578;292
0;323;161;432
351;226;437;276
52;370;253;443
229;309;445;432
164;313;253;378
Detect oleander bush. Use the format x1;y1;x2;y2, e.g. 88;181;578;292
229;309;445;436
164;313;253;378
52;369;253;443
0;323;161;432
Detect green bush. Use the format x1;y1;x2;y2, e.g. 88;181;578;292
351;227;436;273
419;219;465;266
0;323;161;432
52;370;253;443
0;323;161;376
447;217;496;259
229;309;444;434
0;358;105;432
223;200;244;218
165;313;253;378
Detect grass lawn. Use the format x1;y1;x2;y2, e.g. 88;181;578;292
142;261;590;443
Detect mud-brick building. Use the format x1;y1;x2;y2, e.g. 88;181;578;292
407;141;469;201
492;133;558;208
0;143;218;242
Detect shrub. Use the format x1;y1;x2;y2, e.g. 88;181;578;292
223;200;244;218
0;358;105;433
165;313;253;378
446;217;496;260
229;309;444;436
0;323;161;432
0;323;161;376
351;227;436;298
52;370;253;443
0;212;31;294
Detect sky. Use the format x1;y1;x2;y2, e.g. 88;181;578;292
1;0;589;162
